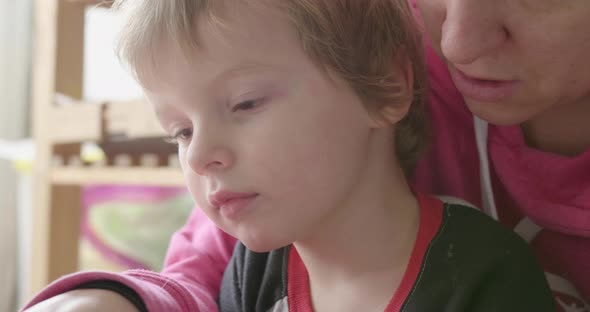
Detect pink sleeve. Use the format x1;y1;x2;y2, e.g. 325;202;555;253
22;207;237;312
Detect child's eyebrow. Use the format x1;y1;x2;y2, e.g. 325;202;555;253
210;62;281;86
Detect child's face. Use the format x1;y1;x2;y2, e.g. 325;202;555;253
146;5;378;252
417;0;590;125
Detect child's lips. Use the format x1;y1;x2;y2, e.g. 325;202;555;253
209;191;259;219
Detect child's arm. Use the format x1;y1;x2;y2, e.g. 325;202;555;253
22;208;237;312
22;289;141;312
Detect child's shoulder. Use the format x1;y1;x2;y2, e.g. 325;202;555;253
435;200;529;250
402;197;554;311
435;196;532;256
419;194;531;256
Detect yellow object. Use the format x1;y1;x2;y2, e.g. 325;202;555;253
81;143;106;163
13;159;33;174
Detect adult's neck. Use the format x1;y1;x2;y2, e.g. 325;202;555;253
293;129;420;310
522;96;590;157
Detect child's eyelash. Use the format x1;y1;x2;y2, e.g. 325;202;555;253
163;137;179;145
164;128;193;145
163;98;265;144
231;98;264;112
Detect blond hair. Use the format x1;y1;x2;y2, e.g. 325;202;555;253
112;0;428;175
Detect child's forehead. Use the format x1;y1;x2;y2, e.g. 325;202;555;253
197;2;296;51
141;4;306;89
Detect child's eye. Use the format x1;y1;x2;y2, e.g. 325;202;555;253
231;99;263;112
165;128;193;145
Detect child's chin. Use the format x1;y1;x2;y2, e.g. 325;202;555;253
240;237;292;253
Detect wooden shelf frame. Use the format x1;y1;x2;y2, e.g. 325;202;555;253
66;0;113;8
49;98;167;144
51;167;184;186
29;0;182;298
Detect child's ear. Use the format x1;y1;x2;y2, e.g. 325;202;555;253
371;55;414;128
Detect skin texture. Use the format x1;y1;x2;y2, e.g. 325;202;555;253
417;0;590;155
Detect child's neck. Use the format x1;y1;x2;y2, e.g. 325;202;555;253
293;148;420;311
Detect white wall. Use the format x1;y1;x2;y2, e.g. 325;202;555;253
0;0;33;311
83;6;142;101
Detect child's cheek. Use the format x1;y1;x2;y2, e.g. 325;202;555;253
177;148;206;206
185;175;211;211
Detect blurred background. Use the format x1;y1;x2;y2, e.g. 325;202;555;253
0;1;193;311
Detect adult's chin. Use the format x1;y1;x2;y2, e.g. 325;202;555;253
463;97;540;126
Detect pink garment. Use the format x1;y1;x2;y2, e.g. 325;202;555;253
23;9;590;312
23;208;236;311
412;44;590;310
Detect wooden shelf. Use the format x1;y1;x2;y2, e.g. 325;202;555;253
105;99;166;139
49;98;166;143
67;0;113;8
51;167;185;186
50;104;102;143
29;0;178;298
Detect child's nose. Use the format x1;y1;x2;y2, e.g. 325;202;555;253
185;130;234;176
440;0;508;65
